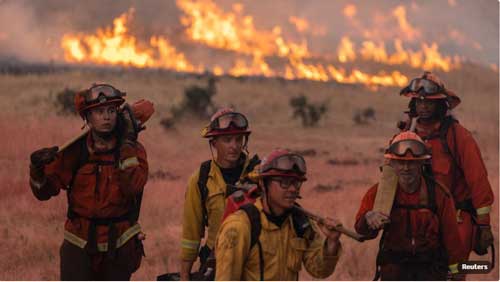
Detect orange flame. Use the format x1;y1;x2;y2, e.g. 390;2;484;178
392;5;421;41
289;16;309;33
336;36;460;71
337;36;356;63
61;9;201;72
61;1;450;88
343;4;357;19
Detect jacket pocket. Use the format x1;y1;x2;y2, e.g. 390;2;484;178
287;237;307;272
72;164;97;198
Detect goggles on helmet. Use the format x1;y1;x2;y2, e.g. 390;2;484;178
386;139;429;158
209;112;248;131
85;84;125;104
261;153;307;175
269;176;303;190
400;78;445;96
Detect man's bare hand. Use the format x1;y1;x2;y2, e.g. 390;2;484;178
365;211;390;230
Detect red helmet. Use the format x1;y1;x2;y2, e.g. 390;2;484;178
400;71;461;109
384;131;431;161
201;108;251;138
75;83;126;118
259;149;307;181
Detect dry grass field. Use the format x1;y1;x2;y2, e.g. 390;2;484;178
0;64;497;280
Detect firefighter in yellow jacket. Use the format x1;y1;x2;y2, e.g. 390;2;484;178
180;108;260;280
215;149;342;280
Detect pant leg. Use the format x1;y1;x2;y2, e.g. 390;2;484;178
381;263;447;281
99;238;143;281
60;240;94;281
457;212;474;256
380;264;403;281
415;263;448;281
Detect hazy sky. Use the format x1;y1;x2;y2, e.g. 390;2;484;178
0;0;497;66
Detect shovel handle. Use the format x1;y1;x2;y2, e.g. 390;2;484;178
294;206;366;242
58;128;89;153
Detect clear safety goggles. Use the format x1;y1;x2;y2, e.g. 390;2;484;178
387;139;429;158
262;153;307;174
400;78;444;96
209;112;248;130
85;84;125;104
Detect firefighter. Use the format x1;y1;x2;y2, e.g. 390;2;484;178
29;83;148;280
355;131;465;280
180;108;260;280
215;149;342;280
399;71;494;261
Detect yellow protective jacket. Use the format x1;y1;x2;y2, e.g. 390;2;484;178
181;155;258;261
215;199;342;280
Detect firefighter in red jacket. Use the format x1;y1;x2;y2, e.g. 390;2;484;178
399;72;494;260
29;84;148;280
355;131;465;280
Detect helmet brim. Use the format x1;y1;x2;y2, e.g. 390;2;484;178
203;129;252;138
384;153;431;160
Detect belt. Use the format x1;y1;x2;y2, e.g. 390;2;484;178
64;223;141;253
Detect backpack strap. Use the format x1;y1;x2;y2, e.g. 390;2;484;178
67;136;89;219
244;154;261;175
423;164;438;214
291;204;312;239
240;204;264;281
198;160;212;229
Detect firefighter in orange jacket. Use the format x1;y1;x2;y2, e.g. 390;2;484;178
29;84;148;280
355;132;465;280
399;72;494;260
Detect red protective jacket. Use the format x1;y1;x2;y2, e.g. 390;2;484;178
414;119;493;225
30;133;148;252
355;180;465;270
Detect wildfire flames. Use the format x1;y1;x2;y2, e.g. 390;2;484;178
61;0;466;88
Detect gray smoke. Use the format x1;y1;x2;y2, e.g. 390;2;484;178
0;0;497;66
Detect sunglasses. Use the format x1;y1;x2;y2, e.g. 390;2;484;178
269;177;303;190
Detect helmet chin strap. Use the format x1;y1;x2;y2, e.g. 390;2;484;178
262;179;279;217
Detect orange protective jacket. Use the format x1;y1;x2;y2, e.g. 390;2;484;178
414;120;494;224
355;181;465;272
29;133;148;252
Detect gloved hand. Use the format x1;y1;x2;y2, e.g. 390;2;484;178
30;146;58;179
119;104;139;144
474;225;494;256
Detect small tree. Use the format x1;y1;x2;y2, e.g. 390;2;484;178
290;94;328;127
54;88;78;115
161;76;218;130
353;107;376;125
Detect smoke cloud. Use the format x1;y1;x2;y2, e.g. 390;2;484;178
0;0;497;66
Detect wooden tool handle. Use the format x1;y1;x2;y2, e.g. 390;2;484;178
58;128;89;153
294;206;365;242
